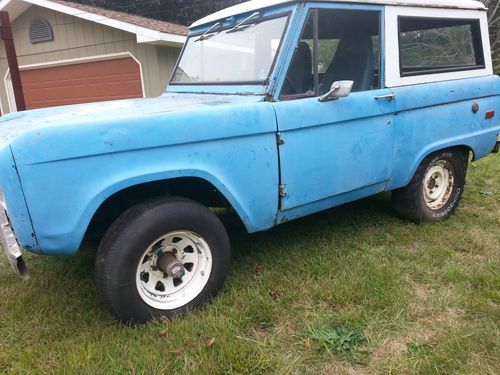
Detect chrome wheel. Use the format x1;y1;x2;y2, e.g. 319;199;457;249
136;231;212;310
423;160;455;211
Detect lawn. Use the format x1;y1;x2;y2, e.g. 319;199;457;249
0;154;498;374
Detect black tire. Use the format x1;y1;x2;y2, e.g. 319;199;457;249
95;196;230;324
392;149;468;223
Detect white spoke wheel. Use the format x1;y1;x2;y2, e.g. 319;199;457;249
95;197;230;324
422;160;455;211
136;231;213;310
392;150;467;223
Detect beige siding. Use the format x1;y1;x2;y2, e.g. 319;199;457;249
0;5;182;114
158;45;180;86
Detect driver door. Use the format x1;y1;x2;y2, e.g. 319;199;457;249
273;6;395;211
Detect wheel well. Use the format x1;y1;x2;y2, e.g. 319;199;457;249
407;145;474;188
85;178;234;239
448;145;474;162
426;145;475;163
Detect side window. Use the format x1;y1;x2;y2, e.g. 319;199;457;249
281;9;381;99
398;17;485;77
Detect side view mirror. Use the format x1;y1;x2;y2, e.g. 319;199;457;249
318;80;354;102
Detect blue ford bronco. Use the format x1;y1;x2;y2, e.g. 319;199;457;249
1;0;499;323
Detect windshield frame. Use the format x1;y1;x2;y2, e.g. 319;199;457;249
168;10;292;88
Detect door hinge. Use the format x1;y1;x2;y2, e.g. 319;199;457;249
276;132;285;145
279;184;288;197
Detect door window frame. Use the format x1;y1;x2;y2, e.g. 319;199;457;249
273;2;386;101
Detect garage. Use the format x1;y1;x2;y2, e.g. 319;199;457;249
0;0;187;114
19;56;144;110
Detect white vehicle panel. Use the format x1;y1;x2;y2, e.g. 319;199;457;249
384;6;493;88
191;0;486;28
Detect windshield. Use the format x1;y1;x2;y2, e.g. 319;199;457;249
171;14;289;85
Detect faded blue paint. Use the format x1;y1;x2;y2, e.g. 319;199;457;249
276;181;388;224
388;76;500;189
168;85;269;96
274;88;396;210
1;94;280;255
0;147;37;251
274;75;500;221
0;1;498;258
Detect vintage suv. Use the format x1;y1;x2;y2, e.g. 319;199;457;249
1;0;499;323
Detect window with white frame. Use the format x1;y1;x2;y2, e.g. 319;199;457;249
398;17;485;77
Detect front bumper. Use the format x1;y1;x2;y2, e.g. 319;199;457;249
0;208;29;280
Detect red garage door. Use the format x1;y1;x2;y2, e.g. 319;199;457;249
20;57;143;110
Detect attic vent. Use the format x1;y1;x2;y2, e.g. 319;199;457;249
30;18;53;44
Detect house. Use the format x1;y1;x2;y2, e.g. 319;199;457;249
0;0;188;114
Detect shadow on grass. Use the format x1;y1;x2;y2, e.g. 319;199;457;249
224;192;396;259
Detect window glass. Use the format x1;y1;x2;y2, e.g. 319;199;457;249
281;9;381;99
281;13;315;97
399;17;484;76
302;39;341;74
172;15;288;84
318;40;340;74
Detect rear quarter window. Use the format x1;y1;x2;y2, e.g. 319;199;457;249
398;17;485;77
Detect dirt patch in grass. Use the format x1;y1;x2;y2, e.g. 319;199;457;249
369;283;468;371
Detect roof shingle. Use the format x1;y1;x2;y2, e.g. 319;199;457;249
52;0;188;36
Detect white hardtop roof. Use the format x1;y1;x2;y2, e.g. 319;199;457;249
191;0;486;28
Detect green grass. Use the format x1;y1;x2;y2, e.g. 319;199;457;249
1;155;499;374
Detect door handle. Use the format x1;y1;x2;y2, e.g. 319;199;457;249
374;94;395;102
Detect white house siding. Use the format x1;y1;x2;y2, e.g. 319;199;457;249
0;5;182;113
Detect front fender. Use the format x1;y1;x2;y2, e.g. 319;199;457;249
12;102;279;255
0;146;37;251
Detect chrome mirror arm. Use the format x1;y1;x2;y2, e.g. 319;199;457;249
318;80;354;102
318;85;340;102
